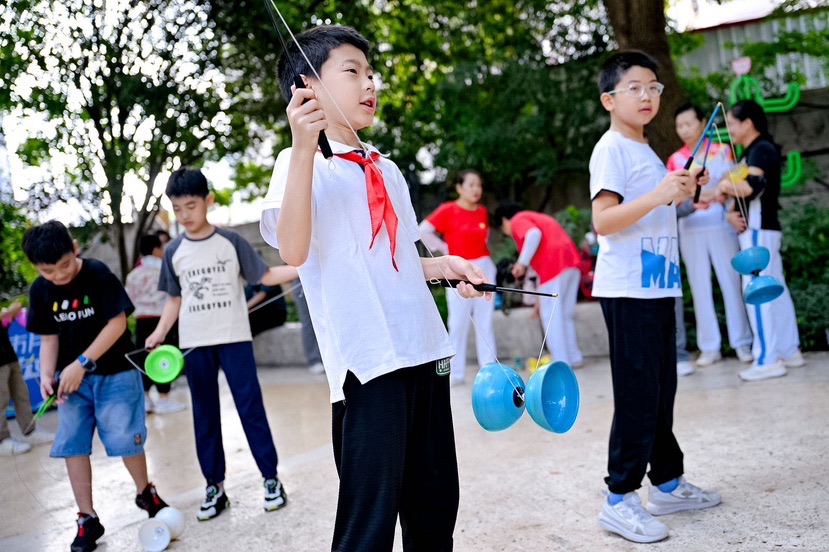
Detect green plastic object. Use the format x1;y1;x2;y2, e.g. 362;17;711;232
144;345;185;384
33;394;56;421
729;75;802;113
781;151;802;189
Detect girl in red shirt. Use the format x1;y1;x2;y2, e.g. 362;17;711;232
420;171;497;386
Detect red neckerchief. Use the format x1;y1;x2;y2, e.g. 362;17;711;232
335;150;399;270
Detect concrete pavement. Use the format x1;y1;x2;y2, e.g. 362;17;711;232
2;352;827;551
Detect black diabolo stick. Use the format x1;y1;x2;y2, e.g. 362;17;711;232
262;0;334;159
430;279;559;299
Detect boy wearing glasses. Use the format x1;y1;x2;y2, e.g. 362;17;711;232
589;51;721;543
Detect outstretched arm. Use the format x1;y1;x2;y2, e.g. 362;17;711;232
418;220;448;255
145;296;181;349
261;265;299;287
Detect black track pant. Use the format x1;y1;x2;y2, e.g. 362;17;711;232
331;361;459;552
600;297;684;494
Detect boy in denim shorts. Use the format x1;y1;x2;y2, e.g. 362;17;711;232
23;221;169;552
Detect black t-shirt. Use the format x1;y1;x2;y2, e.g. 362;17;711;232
738;136;782;231
27;258;135;376
0;324;17;366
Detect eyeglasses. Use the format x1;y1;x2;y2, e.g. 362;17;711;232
607;82;665;98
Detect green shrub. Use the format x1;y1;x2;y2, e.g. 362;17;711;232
780;201;829;350
554;206;593;245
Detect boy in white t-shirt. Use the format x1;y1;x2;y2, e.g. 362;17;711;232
589;51;721;544
261;26;489;552
146;168;297;522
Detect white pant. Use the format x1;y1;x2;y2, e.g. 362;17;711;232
538;268;583;365
679;226;752;353
738;229;800;366
447;256;497;383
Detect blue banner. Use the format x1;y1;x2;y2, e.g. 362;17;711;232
4;310;43;418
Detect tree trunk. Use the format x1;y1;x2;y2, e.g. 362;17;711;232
601;0;685;161
108;176;129;282
130;160;163;267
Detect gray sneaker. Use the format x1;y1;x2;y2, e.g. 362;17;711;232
647;477;721;515
735;345;754;363
739;360;787;382
21;428;55;447
598;491;669;543
0;437;31;456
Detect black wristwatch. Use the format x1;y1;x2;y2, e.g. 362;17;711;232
78;355;97;373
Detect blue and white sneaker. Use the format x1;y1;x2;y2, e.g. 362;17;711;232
647;477;721;515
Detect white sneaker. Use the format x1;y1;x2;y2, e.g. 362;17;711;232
0;437;31;456
308;362;325;374
735;346;754;363
153;397;187;414
598;491;669;543
145;396;154;414
677;361;695;377
739;360;787;382
783;350;805;368
22;428;55;447
647;477;721;515
696;350;722;366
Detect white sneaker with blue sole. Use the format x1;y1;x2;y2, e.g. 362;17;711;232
598;491;669;543
647;477;721;515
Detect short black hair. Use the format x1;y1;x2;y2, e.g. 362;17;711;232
22;220;74;265
155;229;171;241
598;51;660;94
493;202;523;225
277;25;371;102
453;170;481;186
675;102;705;121
139;234;162;256
729;99;769;136
166;167;209;199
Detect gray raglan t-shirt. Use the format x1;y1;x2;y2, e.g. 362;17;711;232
158;228;268;348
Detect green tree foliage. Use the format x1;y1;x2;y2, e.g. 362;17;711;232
781;202;829;350
0;0;241;278
0;202;35;302
208;0;615;208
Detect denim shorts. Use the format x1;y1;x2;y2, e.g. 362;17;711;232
50;369;147;458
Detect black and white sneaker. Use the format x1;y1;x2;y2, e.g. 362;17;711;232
70;513;105;552
135;482;168;518
263;478;288;512
197;485;230;521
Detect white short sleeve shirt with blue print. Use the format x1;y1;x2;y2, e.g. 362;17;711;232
589;130;682;299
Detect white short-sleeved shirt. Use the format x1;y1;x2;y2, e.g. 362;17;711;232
261;140;454;402
158;229;268;348
589;130;682;299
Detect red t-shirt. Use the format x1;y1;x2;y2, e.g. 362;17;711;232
510;211;581;284
425;201;491;259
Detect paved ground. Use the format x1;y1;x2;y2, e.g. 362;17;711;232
2;352;827;551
